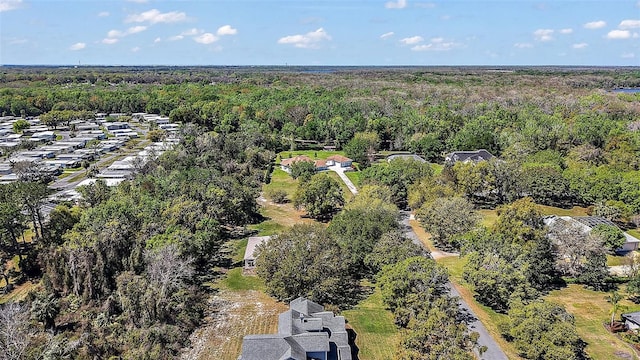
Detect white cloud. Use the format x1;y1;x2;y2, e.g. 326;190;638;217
107;30;125;38
69;42;86;51
400;35;423;45
622;52;636;58
154;37;162;43
102;38;119;45
127;0;149;3
0;0;22;12
106;26;147;40
559;28;573;34
181;28;201;36
607;30;631;39
278;28;331;49
194;33;219;44
168;35;184;41
514;42;533;48
572;42;588;49
385;0;407;9
380;32;395;40
411;39;460;51
619;20;640;29
533;29;554;41
131;46;141;52
128;25;147;34
98;11;110;17
125;9;187;24
217;25;237;36
584;20;606;29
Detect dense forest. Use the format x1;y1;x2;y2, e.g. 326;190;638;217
1;66;639;359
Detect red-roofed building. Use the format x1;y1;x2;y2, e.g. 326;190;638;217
326;155;353;168
281;155;329;173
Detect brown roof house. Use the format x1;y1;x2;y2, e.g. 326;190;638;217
326;155;353;168
238;297;353;360
281;155;329;173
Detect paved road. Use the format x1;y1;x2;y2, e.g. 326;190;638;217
400;211;509;360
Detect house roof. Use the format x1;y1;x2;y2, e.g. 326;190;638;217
445;149;494;163
314;159;327;168
573;216;617;228
240;297;352;360
327;155;352;163
243;236;270;261
281;155;313;167
623;312;640;326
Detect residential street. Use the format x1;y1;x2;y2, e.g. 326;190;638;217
400;211;509;360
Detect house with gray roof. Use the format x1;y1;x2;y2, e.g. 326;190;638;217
239;297;353;360
543;215;640;252
622;311;640;330
445;149;494;164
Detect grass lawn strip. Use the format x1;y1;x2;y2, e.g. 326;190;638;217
342;287;398;360
546;285;640;360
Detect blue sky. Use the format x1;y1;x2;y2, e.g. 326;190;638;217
1;0;639;66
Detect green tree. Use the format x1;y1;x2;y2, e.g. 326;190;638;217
591;224;625;253
328;205;399;276
344;131;379;168
379;256;449;327
417;197;479;250
290;160;316;182
361;158;433;208
605;291;624;327
364;230;425;275
12;119;30;133
500;300;584;360
293;173;344;220
255;224;359;307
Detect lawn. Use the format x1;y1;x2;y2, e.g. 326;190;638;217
546;284;640;360
536;204;589;217
276;150;347;163
430;163;444;175
342;287;399;360
265;168;298;197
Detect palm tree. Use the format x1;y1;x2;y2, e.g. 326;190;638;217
605;291;624;327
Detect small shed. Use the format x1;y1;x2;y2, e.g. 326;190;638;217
622;312;640;330
243;236;270;269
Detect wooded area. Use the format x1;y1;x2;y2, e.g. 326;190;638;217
0;66;639;359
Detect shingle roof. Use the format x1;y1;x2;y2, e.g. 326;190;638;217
243;236;270;261
281;155;313;167
623;312;640;326
327;155;352;163
445;149;494;163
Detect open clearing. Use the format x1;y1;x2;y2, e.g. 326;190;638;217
546;284;640;360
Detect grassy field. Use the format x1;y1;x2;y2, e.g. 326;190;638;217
629;229;640;239
265;168;298;197
277;150;347;163
342;287;399;360
536;204;589;217
546;285;640;360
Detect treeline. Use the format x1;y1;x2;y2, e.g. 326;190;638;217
0;127;273;359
